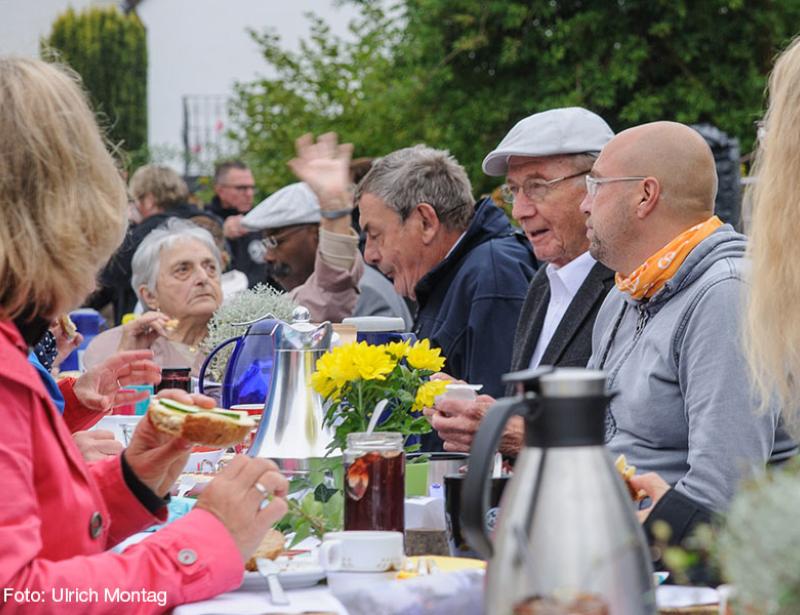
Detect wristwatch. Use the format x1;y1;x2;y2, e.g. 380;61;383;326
319;207;354;220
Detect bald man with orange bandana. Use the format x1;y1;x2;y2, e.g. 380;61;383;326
580;121;796;545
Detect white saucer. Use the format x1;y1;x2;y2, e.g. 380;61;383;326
238;560;326;591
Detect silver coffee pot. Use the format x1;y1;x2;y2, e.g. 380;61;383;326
248;307;338;475
462;367;656;614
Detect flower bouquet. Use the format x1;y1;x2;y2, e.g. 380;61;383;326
277;338;447;543
311;338;448;455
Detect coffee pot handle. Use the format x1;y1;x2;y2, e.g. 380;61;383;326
197;336;240;395
461;396;529;559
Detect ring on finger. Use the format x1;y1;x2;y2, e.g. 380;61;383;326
254;481;273;509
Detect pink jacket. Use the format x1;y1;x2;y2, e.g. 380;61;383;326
0;320;243;613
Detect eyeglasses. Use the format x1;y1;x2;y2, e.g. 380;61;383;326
500;169;590;204
584;175;648;199
222;184;256;192
262;226;307;250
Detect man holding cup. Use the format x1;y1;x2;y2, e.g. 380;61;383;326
425;107;615;456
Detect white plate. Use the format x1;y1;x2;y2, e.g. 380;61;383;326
238;560;326;591
91;415;143;445
183;449;225;474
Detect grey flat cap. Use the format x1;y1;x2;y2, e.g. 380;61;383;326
482;107;614;176
242;182;320;230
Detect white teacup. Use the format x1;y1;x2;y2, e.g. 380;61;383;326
319;531;404;572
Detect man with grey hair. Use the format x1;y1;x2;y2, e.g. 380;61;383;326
426;107;616;456
357;144;537;451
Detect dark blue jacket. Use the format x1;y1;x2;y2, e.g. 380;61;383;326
415;198;537;451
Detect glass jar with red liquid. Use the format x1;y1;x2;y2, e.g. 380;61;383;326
156;367;191;393
344;432;405;532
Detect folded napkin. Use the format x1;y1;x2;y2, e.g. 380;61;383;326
656;585;719;608
404;496;446;530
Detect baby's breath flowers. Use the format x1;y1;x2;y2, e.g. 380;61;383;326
312;339;447;454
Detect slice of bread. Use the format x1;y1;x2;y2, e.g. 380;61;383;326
614;454;647;503
148;399;254;448
245;528;286;571
58;314;77;340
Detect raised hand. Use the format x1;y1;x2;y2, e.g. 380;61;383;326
72;349;161;413
288;132;354;205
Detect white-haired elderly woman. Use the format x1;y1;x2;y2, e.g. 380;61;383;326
84;218;224;376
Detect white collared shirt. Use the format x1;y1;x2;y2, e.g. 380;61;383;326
444;231;467;260
528;251;597;368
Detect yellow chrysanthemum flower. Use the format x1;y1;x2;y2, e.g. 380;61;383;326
311;370;340;400
412;379;448;412
351;341;396;381
330;345;361;384
313;346;357;398
406;339;445;372
385;339;411;360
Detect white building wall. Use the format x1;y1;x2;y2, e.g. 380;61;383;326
0;0;359;171
0;0;116;56
137;0;359;172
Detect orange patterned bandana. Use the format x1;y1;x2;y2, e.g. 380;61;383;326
615;216;723;300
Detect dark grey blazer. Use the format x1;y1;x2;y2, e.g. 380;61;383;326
506;261;615;394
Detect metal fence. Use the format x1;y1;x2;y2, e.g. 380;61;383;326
181;94;237;178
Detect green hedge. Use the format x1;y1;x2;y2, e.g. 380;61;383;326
42;6;147;154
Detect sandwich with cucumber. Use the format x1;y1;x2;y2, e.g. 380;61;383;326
148;398;255;447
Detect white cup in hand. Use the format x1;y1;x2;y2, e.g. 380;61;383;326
319;531;404;572
434;383;483;404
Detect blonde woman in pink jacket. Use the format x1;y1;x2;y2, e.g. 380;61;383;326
0;57;288;613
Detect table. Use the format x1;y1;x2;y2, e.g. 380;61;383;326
173;585;347;615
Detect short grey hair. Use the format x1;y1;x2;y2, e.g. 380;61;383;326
570;152;599;174
355;145;475;230
129;164;189;210
131;218;223;307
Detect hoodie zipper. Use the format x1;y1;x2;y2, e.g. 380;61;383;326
634;303;650;338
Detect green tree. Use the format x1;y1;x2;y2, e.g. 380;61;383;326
43;6;148;155
230;3;422;194
231;0;800;196
396;0;800;193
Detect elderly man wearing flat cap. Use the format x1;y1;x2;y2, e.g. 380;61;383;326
425;107;616;456
243;181;412;327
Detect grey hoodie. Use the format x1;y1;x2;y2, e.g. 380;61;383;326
589;225;795;513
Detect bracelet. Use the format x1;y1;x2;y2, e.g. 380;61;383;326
319;207;354;220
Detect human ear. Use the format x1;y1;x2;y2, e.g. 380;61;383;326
139;286;158;311
415;203;441;244
636;177;660;219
